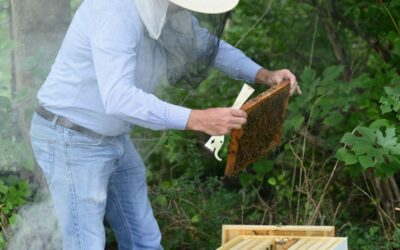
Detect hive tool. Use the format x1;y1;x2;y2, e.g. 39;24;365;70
204;83;255;161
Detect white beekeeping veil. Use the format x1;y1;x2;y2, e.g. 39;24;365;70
133;0;169;40
134;0;239;89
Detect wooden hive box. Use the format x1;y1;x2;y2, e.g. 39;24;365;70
218;225;348;250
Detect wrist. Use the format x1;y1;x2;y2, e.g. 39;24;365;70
255;68;274;87
186;109;204;132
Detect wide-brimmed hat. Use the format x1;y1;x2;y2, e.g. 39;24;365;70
168;0;239;14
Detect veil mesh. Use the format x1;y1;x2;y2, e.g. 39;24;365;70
158;8;229;89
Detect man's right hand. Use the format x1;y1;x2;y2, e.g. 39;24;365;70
186;108;247;136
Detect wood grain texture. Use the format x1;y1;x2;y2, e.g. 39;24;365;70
221;225;335;244
218;236;347;250
225;81;291;176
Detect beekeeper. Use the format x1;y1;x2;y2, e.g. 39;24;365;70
29;0;301;249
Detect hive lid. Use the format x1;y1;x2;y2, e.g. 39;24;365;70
225;81;291;176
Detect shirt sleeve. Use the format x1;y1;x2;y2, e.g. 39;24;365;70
214;40;263;83
89;2;191;131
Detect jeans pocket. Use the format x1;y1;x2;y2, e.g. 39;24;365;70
65;129;102;146
30;134;55;184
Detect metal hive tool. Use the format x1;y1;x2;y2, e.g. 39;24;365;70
225;81;291;177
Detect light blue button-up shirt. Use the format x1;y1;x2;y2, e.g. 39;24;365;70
38;0;262;136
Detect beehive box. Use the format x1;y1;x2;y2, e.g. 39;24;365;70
218;225;348;250
225;81;290;176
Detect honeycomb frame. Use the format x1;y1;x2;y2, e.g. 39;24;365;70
225;81;291;176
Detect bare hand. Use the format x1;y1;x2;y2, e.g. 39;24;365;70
186;108;247;136
256;68;302;95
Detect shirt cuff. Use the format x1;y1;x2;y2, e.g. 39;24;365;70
164;103;192;130
239;60;263;83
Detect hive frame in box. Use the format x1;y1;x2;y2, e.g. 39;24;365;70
225;81;291;176
221;225;335;244
217;235;348;250
219;225;347;250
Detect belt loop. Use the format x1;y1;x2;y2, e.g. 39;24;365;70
51;115;59;126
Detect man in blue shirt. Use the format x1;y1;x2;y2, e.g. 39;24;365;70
30;0;301;249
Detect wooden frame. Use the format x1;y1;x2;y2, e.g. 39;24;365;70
221;225;335;244
225;81;291;176
217;235;348;250
219;225;346;250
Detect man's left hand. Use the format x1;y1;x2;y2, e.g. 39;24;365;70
256;68;302;95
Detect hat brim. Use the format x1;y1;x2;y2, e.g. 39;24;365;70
168;0;239;14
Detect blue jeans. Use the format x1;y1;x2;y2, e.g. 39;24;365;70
29;113;163;250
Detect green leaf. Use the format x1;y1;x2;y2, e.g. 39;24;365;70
344;129;376;146
0;182;8;194
369;119;390;129
335;148;358;165
374;127;400;156
289;115;305;131
376;128;397;147
352;143;376;155
341;133;365;146
384;85;400;96
161;181;172;189
9;214;21;225
191;214;199;223
359;155;375;169
379;96;395;114
322;65;343;81
267;177;277;186
389;144;400;156
380;86;400;116
252;160;274;174
323;112;344;127
239;172;254;187
2;207;9;214
379;97;394;114
155;195;168;207
300;67;317;85
357;127;376;142
375;160;400;178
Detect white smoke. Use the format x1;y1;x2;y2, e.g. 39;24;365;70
1;1;78;250
7;191;62;250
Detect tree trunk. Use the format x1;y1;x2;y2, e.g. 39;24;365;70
9;0;71;140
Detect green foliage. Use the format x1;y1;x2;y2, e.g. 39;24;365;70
0;176;30;219
336;121;400;176
0;176;30;249
150;177;242;249
335;73;400;178
344;224;400;250
393;225;400;249
345;225;387;250
380;80;400;119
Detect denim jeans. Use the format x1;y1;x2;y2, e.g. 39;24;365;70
29;113;163;250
